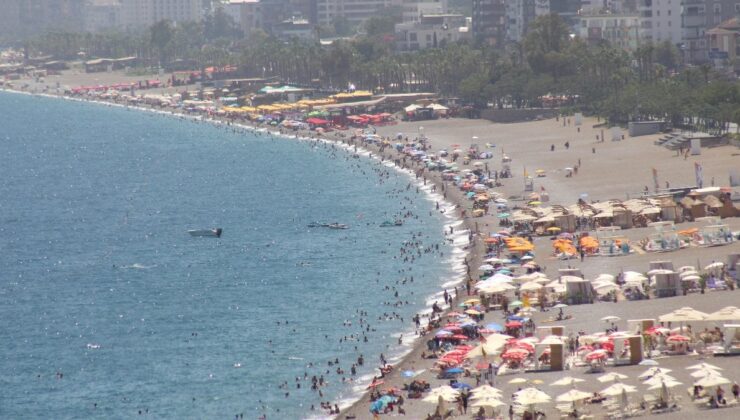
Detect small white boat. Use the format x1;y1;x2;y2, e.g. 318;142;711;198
188;228;222;238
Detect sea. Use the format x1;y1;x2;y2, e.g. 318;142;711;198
0;91;466;419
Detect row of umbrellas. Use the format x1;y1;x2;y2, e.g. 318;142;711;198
419;361;730;414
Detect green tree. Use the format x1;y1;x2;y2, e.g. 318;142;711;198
150;20;174;66
523;14;572;81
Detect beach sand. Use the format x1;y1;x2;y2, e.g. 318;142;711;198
335;117;739;419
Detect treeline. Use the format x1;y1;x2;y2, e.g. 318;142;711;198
24;13;740;132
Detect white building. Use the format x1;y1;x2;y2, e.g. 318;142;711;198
398;0;449;22
578;13;641;50
506;0;549;42
84;0;123;32
316;0;396;26
121;0;204;29
637;0;681;44
223;0;263;36
395;13;469;50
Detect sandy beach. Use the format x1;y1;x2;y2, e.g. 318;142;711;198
5;70;740;419
334;117;739;419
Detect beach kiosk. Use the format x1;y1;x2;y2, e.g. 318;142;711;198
613;334;643;366
536;326;565;339
532;342;565;371
627;319;656;335
717;324;740;355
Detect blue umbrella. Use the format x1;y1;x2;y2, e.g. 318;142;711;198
451;382;472;389
445;367;464;374
402;370;416;378
379;395;396;404
370;400;385;413
485;323;504;332
507;315;524;321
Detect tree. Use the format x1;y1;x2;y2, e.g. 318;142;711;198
150;20;174;66
523;14;572;81
364;16;397;38
458;72;492;108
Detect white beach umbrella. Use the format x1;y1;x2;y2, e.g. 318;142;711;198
552;303;568;309
679;270;699;277
424;385;460;402
470;384;503;400
704;262;724;271
643;374;678;387
600;316;620;322
520;282;543;292
678;265;696;273
540;335;565;345
471;396;505;409
594;273;615;283
647;269;675;276
638;367;672;379
465;334;511;359
514;387;551;405
690;368;722;378
598;372;629;383
592;281;619;294
658;307;708;322
681;275;701;282
556;389;593;403
508;377;528;385
687;362;722;371
478;283;516;294
705;306;740;322
694;375;730;388
600;383;637;397
647;379;682;391
479;264;495;271
551;376;585;387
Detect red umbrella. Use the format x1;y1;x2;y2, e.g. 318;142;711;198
666;334;690;343
501;349;529;360
508;341;535;352
450;334;469;341
577;345;594;352
446;311;463;317
476;361;491;370
585;350;608;361
505;321;523;328
444;326;464;333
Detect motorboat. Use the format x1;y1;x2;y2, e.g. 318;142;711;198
327;223;348;230
380;220;403;227
188;228;222;238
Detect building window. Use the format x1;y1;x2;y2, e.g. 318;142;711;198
736;4;740;13
714;4;721;14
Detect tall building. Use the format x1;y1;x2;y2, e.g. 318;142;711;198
506;0;550;42
223;0;263;35
578;12;641;50
316;0;396;26
682;0;740;63
471;0;506;46
84;0;123;33
636;0;682;45
121;0;204;29
0;0;86;40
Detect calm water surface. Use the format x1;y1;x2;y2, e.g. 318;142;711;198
0;92;459;419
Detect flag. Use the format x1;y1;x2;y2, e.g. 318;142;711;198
694;162;703;188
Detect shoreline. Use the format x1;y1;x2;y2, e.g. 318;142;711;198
0;87;478;418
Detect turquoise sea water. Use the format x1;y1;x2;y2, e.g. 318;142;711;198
0;92;460;419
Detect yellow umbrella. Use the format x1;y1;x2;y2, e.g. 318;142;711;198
546;227;561;232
